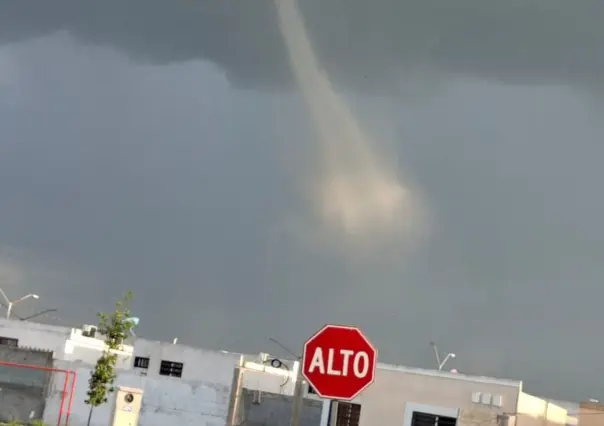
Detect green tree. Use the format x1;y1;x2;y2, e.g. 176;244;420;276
85;291;134;426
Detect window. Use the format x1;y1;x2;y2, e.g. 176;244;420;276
335;402;361;426
0;337;18;347
159;360;183;378
307;384;317;394
133;356;150;369
411;412;456;426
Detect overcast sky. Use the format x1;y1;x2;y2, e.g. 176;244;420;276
1;0;603;403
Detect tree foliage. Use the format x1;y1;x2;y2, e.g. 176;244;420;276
85;291;134;408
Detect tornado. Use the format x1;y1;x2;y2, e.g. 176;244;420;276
273;0;423;247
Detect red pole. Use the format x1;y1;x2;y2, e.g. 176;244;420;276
57;372;69;426
65;370;77;426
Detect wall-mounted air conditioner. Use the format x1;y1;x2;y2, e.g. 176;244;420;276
82;325;98;338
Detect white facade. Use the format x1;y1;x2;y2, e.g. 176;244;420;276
0;318;255;379
64;328;133;369
45;360;233;426
131;339;247;380
40;357;298;426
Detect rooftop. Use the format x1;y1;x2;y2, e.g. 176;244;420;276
377;362;523;388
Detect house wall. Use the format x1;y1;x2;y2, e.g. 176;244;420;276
42;357;301;426
544;399;579;426
0;319;70;356
0;319;249;379
516;392;567;426
578;402;604;426
44;361;232;426
240;359;299;396
63;329;133;369
358;366;522;426
131;339;251;380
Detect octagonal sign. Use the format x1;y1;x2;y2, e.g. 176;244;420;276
302;324;377;401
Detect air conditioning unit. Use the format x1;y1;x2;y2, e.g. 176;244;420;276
82;325;97;338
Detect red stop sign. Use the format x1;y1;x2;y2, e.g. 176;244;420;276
302;324;377;401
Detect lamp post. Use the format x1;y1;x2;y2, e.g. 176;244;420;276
0;289;39;319
430;341;456;371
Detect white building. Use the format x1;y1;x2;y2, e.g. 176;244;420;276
0;319;579;426
0;318;247;379
0;318;279;426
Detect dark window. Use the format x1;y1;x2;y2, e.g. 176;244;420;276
307;384;317;394
411;412;457;426
133;356;150;369
335;402;361;426
159;360;183;378
0;337;18;347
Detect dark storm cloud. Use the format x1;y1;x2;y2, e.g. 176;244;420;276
1;2;604;405
1;0;604;91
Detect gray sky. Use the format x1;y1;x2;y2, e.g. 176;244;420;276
1;0;603;403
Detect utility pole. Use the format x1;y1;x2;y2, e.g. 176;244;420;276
290;363;304;426
268;337;304;426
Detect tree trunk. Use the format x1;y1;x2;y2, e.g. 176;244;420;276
86;406;94;426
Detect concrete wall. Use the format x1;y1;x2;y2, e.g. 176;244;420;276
0;346;53;423
238;389;322;426
358;366;522;426
44;361;232;426
516;392;567;426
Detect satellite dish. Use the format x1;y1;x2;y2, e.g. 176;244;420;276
124;317;140;327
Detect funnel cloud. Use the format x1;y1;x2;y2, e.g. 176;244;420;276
274;0;423;247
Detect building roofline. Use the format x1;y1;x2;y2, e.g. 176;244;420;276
377;362;522;387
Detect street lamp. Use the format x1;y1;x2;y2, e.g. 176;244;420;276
430;341;456;371
0;289;39;319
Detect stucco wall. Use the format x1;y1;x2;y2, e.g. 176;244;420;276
44;362;231;426
358;367;521;426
